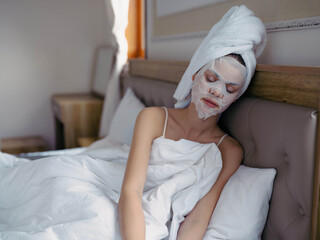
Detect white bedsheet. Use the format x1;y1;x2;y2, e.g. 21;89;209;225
0;137;222;240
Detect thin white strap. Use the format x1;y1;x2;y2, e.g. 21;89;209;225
217;134;228;147
162;107;168;137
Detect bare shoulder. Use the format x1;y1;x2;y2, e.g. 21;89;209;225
218;135;244;166
137;107;166;125
134;106;166;140
138;106;165;118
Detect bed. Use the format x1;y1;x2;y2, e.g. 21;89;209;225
0;59;319;240
123;59;320;240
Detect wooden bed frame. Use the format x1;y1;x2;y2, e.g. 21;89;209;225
128;59;320;239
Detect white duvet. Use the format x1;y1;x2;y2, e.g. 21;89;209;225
0;137;222;240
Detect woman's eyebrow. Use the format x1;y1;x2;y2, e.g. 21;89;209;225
209;69;240;86
227;82;240;86
209;69;221;79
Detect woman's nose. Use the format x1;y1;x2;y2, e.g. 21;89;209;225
210;87;224;98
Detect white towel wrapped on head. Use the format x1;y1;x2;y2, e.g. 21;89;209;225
173;5;267;108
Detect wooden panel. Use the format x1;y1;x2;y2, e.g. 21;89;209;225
312;98;320;240
1;136;48;154
129;59;320;108
256;64;320;75
78;137;99;147
247;69;320;108
130;59;188;83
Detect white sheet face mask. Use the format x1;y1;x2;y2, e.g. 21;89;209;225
191;56;246;120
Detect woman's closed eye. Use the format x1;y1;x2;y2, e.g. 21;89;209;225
205;70;218;82
226;84;239;93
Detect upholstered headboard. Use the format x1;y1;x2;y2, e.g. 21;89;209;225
122;59;320;240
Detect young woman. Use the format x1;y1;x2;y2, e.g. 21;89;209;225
119;54;247;240
118;4;267;239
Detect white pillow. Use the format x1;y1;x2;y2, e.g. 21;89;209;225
108;88;145;145
203;165;276;240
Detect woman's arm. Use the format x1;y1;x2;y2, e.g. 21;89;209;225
118;107;164;240
177;137;243;240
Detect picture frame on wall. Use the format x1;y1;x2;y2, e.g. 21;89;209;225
156;0;230;18
151;0;320;42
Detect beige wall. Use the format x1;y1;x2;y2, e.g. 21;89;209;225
0;0;109;149
146;0;320;67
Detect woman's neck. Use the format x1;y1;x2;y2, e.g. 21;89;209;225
177;103;221;140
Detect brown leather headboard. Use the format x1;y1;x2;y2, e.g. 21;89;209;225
123;59;320;240
221;98;317;239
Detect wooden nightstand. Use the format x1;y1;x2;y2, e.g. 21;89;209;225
51;93;103;149
1;136;48;154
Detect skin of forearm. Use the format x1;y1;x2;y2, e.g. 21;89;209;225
177;190;219;240
177;220;208;240
118;192;145;240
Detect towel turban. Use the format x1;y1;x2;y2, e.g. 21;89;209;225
173;5;267;108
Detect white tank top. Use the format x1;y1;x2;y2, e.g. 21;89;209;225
161;106;228;147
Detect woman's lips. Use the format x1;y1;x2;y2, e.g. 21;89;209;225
202;98;219;108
